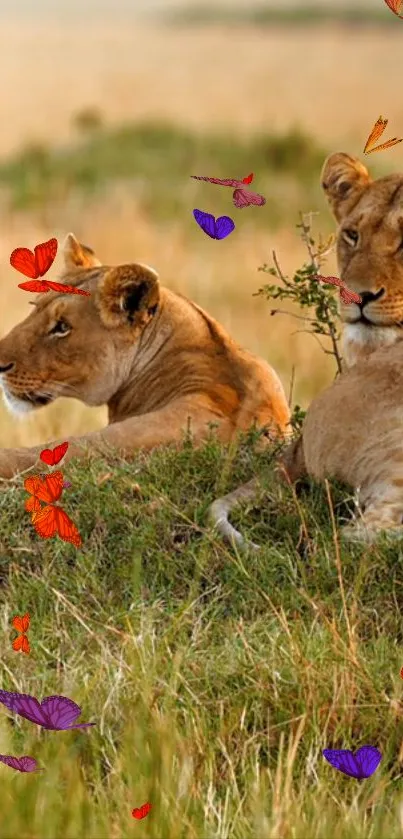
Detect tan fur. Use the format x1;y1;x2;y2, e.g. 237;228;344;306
0;234;290;479
209;153;403;546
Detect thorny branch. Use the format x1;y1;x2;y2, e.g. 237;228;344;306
255;212;343;377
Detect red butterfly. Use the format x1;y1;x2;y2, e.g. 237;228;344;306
24;471;82;549
12;613;30;655
18;279;90;296
191;173;266;209
132;803;151;820
40;442;69;467
313;275;362;306
10;238;58;279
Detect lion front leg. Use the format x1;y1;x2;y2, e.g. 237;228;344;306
0;396;234;479
0;444;45;480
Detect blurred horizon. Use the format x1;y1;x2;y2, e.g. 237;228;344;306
0;0;387;22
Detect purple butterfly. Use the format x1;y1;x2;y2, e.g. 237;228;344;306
193;209;235;240
0;690;95;731
322;745;382;779
0;754;44;773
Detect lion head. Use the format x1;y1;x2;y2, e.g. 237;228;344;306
0;234;160;416
321;152;403;367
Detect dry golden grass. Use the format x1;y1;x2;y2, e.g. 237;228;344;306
0;22;402;153
0;19;402;447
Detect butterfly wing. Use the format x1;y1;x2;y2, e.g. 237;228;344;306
54;507;82;548
43;280;91;296
132;803;152;819
12;613;30;634
25;496;42;513
0;691;49;726
191;175;242;187
25;472;64;505
232;188;250;208
193;209;217;239
366;138;403;154
19;755;43;772
34;238;58;277
314;275;344;291
10;247;38;279
363;116;388;153
40;696;95;729
384;0;403;18
39;472;64;503
243;190;266;206
12;635;30;654
12;635;23;652
24;476;47;513
31;505;58;541
0;754;42;772
12;636;29;654
322;749;361;778
214;215;235;241
40;442;69;467
21;635;30;654
233;188;266;208
340;287;362;305
18;280;50;293
31;505;82;548
354;746;382;779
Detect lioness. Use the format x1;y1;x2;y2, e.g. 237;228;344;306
0;233;290;479
209;152;403;546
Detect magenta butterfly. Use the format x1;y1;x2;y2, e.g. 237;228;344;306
0;754;44;773
191;173;266;209
0;690;95;730
313;275;362;306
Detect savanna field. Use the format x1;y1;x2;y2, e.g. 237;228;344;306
1;4;403;837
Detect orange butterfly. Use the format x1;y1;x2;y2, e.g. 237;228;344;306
12;613;30;655
364;116;403;155
10;238;58;279
18;279;90;297
384;0;403;18
24;471;82;549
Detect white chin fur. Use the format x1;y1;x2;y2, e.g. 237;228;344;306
342;322;400;368
1;387;35;416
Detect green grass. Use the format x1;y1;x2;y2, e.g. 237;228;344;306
0;429;402;838
0;120;326;227
165;4;394;27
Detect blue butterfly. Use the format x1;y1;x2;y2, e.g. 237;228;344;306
323;745;382;779
193;209;235;240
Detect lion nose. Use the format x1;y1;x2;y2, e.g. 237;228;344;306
0;362;14;373
359;288;385;307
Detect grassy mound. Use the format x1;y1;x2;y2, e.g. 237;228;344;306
0;431;402;838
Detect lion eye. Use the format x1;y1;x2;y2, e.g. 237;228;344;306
48;319;71;336
342;228;359;246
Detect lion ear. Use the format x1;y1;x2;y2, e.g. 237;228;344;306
321;153;371;222
63;233;102;269
97;264;160;329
